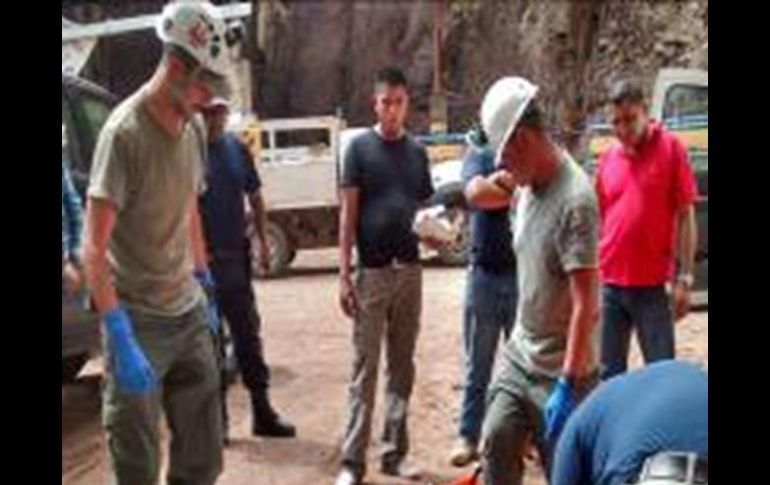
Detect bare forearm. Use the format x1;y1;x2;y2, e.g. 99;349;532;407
563;303;594;377
339;217;355;279
189;201;208;272
677;206;697;276
563;269;598;377
83;245;119;312
465;176;512;210
339;191;359;279
250;192;269;246
82;199;119;313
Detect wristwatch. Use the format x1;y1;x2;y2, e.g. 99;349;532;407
676;273;694;289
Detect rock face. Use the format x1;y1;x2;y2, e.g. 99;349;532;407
64;1;707;146
255;0;707;148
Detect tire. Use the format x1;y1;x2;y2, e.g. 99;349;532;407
436;206;470;266
251;221;293;278
62;353;89;384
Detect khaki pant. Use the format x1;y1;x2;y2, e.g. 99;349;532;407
341;264;422;477
102;301;223;485
481;360;597;485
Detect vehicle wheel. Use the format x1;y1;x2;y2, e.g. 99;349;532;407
251;221;293;278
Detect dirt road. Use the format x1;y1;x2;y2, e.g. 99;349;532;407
63;250;708;485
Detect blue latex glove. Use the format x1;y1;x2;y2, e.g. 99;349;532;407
195;269;221;334
103;307;157;394
544;376;576;443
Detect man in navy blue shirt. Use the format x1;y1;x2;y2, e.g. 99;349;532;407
199;98;295;441
551;360;708;485
450;127;518;467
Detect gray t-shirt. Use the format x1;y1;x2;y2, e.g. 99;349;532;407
88;86;205;317
505;153;599;378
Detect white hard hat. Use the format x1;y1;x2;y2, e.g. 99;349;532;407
156;1;230;78
480;76;539;167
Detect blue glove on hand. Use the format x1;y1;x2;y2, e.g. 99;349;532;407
195;269;221;334
544;376;576;443
104;307;157;394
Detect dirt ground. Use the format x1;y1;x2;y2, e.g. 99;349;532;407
62;249;708;485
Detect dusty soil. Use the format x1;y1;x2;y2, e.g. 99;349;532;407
63;249;708;485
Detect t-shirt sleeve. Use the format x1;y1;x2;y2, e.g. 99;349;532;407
340;137;361;188
87;125;130;210
461;148;485;186
556;194;599;272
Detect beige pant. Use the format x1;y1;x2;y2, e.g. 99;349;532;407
340;264;423;477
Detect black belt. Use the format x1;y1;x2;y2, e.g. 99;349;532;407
632;451;708;484
362;258;419;269
470;262;517;273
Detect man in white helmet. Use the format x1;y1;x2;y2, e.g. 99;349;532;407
475;77;600;484
82;1;231;483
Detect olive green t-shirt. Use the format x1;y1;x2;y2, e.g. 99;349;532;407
88;86;205;317
506;154;599;378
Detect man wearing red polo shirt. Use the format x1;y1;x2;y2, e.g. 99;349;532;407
595;79;698;381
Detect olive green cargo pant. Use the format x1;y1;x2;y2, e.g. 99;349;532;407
102;300;223;485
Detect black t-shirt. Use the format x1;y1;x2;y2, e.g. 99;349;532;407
340;129;434;267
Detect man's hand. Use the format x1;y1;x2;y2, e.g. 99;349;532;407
63;261;83;294
673;281;691;321
339;275;358;319
258;241;271;277
544;377;576;444
489;170;516;194
104;307;157;394
195;269;222;334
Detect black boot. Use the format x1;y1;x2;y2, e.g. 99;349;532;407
250;391;296;438
221;378;231;446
